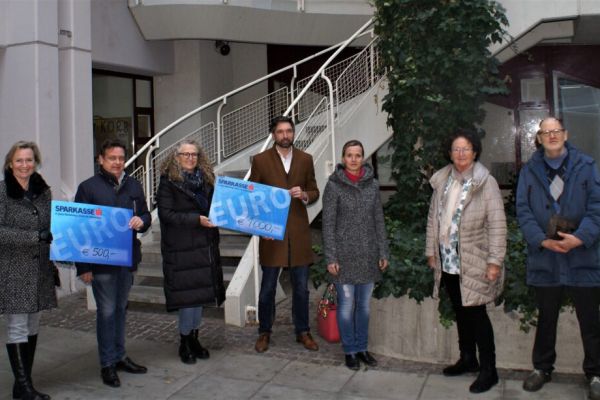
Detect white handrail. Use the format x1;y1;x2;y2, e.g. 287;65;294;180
124;22;374;169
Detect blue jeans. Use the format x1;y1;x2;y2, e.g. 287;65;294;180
335;282;374;354
258;265;310;335
91;268;133;367
179;306;203;335
4;313;40;344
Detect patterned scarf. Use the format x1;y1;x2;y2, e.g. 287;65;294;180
183;169;209;213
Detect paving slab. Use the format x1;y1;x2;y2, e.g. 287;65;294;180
342;369;426;399
270;360;354;392
250;383;339;400
205;353;290;382
503;378;586;399
170;374;265;400
419;374;503;400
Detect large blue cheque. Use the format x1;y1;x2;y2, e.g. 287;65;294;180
49;200;133;267
209;176;291;240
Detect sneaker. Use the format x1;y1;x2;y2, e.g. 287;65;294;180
589;376;600;400
523;369;551;392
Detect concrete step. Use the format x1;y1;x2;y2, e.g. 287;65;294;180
128;285;165;304
142;241;248;264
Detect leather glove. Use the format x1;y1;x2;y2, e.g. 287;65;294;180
38;229;53;244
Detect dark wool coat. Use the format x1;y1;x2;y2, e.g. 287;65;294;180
75;169;151;275
249;145;319;267
322;164;389;284
517;142;600;286
0;171;57;314
157;175;225;311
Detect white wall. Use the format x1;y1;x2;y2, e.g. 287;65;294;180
91;0;174;75
153;40;268;151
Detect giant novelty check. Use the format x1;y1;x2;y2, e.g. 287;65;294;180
209;176;291;240
50;201;133;267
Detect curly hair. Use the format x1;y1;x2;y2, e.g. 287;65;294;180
160;140;215;186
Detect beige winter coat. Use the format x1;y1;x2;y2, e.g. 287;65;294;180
425;162;507;306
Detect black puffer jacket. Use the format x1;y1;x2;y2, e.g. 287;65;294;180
0;171;57;314
157;174;225;311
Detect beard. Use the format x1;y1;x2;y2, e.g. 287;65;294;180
275;138;293;148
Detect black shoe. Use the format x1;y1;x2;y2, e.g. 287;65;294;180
100;366;120;388
190;329;210;359
179;334;197;365
522;369;551;392
443;354;480;376
345;354;360;371
356;351;377;367
469;368;499;393
115;357;147;374
589;376;600;400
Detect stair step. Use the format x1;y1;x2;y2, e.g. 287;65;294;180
150;228;250;243
128;285;165;304
137;262;163;278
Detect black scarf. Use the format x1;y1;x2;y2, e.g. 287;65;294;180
183;169;209;213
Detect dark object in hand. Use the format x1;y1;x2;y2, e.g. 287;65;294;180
38;229;53;244
546;215;577;240
53;263;61;287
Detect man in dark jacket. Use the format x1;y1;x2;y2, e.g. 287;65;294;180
75;139;151;388
249;116;320;353
517;117;600;399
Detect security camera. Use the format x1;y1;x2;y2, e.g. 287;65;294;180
215;40;230;56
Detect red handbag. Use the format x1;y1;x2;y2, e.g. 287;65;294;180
317;283;340;343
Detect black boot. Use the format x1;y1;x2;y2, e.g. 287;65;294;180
469;352;499;393
443;352;479;376
12;336;51;400
6;343;46;400
190;329;210;359
179;334;196;364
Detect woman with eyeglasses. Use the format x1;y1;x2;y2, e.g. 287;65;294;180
157;140;225;364
426;129;506;393
1;141;57;400
517;117;600;399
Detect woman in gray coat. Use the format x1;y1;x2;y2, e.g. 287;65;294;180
1;141;57;400
322;140;389;370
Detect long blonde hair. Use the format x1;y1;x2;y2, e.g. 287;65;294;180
160;140;215;185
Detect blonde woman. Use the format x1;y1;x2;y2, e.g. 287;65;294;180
157;140;225;364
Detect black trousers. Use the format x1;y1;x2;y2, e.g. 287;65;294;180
442;272;496;367
533;286;600;377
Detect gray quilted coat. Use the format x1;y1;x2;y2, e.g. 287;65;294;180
322;163;389;284
0;171;57;314
426;162;507;306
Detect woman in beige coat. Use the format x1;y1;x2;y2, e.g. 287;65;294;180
426;129;506;394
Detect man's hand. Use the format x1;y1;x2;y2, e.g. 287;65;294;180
80;272;93;284
555;232;583;252
379;258;389;272
289;186;306;201
486;264;501;282
327;263;340;276
128;216;144;231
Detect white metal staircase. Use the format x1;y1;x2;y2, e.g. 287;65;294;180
125;18;392;325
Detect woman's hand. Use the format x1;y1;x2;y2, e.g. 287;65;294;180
427;256;436;270
80;272;93;284
379;259;389;272
199;215;216;228
327;263;340;276
128;216;144;231
486;263;501;282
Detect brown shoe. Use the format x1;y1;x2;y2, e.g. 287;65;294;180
296;332;319;351
255;333;270;353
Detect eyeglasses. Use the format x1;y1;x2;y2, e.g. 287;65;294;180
538;129;565;137
177;152;199;159
451;147;473;154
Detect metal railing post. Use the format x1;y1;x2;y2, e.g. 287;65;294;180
290;65;298;121
216;99;227;165
321;72;336;164
369;43;375;86
253;235;260;324
144;141;158;209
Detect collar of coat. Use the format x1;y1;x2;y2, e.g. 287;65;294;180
527;141;591;185
4;169;49;200
429;161;490;191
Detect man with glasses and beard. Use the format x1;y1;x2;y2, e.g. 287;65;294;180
249;116;320;354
